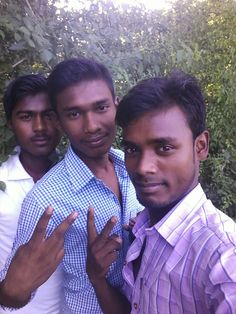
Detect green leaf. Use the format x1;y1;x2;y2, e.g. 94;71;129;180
0;29;5;39
19;26;31;36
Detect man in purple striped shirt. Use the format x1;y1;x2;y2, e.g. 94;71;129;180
87;71;236;313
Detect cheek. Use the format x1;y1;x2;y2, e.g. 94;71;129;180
172;158;196;187
60;120;80;136
105;116;116;129
12;124;30;136
167;149;196;181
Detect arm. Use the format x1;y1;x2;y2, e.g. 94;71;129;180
0;206;78;308
208;245;236;313
86;207;131;314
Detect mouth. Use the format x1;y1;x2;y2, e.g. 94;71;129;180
133;181;166;194
83;135;107;147
31;136;50;145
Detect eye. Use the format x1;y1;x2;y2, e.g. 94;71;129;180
67;111;80;119
123;144;138;155
159;144;173;153
97;104;109;112
19;113;31;121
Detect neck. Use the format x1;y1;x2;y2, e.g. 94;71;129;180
149;204;173;227
20;153;53;183
72;148;111;175
149;183;199;227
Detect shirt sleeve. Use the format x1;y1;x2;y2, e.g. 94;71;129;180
207;242;236;313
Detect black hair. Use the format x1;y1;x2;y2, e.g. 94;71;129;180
3;74;47;121
116;71;206;139
47;57;115;111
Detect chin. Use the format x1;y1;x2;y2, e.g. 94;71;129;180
137;195;172;211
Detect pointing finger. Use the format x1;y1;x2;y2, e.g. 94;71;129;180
31;206;54;243
100;216;118;239
87;206;97;245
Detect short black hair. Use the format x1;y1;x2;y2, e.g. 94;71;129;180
3;74;47;121
116;71;206;139
47;57;115;111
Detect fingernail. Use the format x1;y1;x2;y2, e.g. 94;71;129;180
111;216;117;223
46;206;54;215
88;205;94;212
72;211;79;219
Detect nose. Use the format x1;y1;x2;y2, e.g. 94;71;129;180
84;113;100;134
33;115;46;132
136;151;157;176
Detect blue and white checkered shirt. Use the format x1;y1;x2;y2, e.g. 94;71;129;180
0;145;142;313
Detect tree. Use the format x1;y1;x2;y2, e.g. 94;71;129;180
0;0;235;216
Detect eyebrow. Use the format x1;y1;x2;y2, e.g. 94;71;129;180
94;99;110;105
62;98;110;112
122;137;178;145
15;109;53;115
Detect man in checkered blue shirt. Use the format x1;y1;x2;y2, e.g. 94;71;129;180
0;58;142;313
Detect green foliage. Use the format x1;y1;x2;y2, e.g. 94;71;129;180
0;0;235;216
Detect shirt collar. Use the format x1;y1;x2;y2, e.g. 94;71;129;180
133;184;207;247
65;145;128;192
1;146;31;181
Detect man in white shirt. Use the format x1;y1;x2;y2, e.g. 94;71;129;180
0;74;63;313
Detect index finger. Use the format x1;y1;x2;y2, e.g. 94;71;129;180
100;216;117;239
87;206;97;245
30;206;54;243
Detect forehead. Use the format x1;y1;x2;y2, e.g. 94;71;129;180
56;79;113;108
122;106;192;142
13;92;50;112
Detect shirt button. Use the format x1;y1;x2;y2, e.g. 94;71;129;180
133;302;138;310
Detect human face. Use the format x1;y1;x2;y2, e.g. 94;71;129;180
9;93;61;159
55;80;117;161
122;106;208;221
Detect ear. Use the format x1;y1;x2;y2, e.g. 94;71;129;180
114;96;119;109
195;130;209;161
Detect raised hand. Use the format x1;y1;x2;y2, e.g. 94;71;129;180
86;206;122;285
86;207;131;314
0;206;78;308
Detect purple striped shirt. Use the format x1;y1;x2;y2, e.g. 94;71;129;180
123;184;236;313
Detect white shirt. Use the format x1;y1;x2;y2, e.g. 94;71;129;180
0;147;63;314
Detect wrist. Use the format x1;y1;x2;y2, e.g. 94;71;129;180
0;280;31;308
88;274;107;289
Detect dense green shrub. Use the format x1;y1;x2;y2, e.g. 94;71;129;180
0;0;235;216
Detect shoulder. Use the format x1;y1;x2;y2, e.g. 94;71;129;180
0;153;18;178
110;147;125;161
26;158;67;201
198;200;236;244
170;199;236;261
179;201;236;270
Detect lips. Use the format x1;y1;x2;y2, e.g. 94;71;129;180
133;181;166;194
31;136;50;145
83;134;107;146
